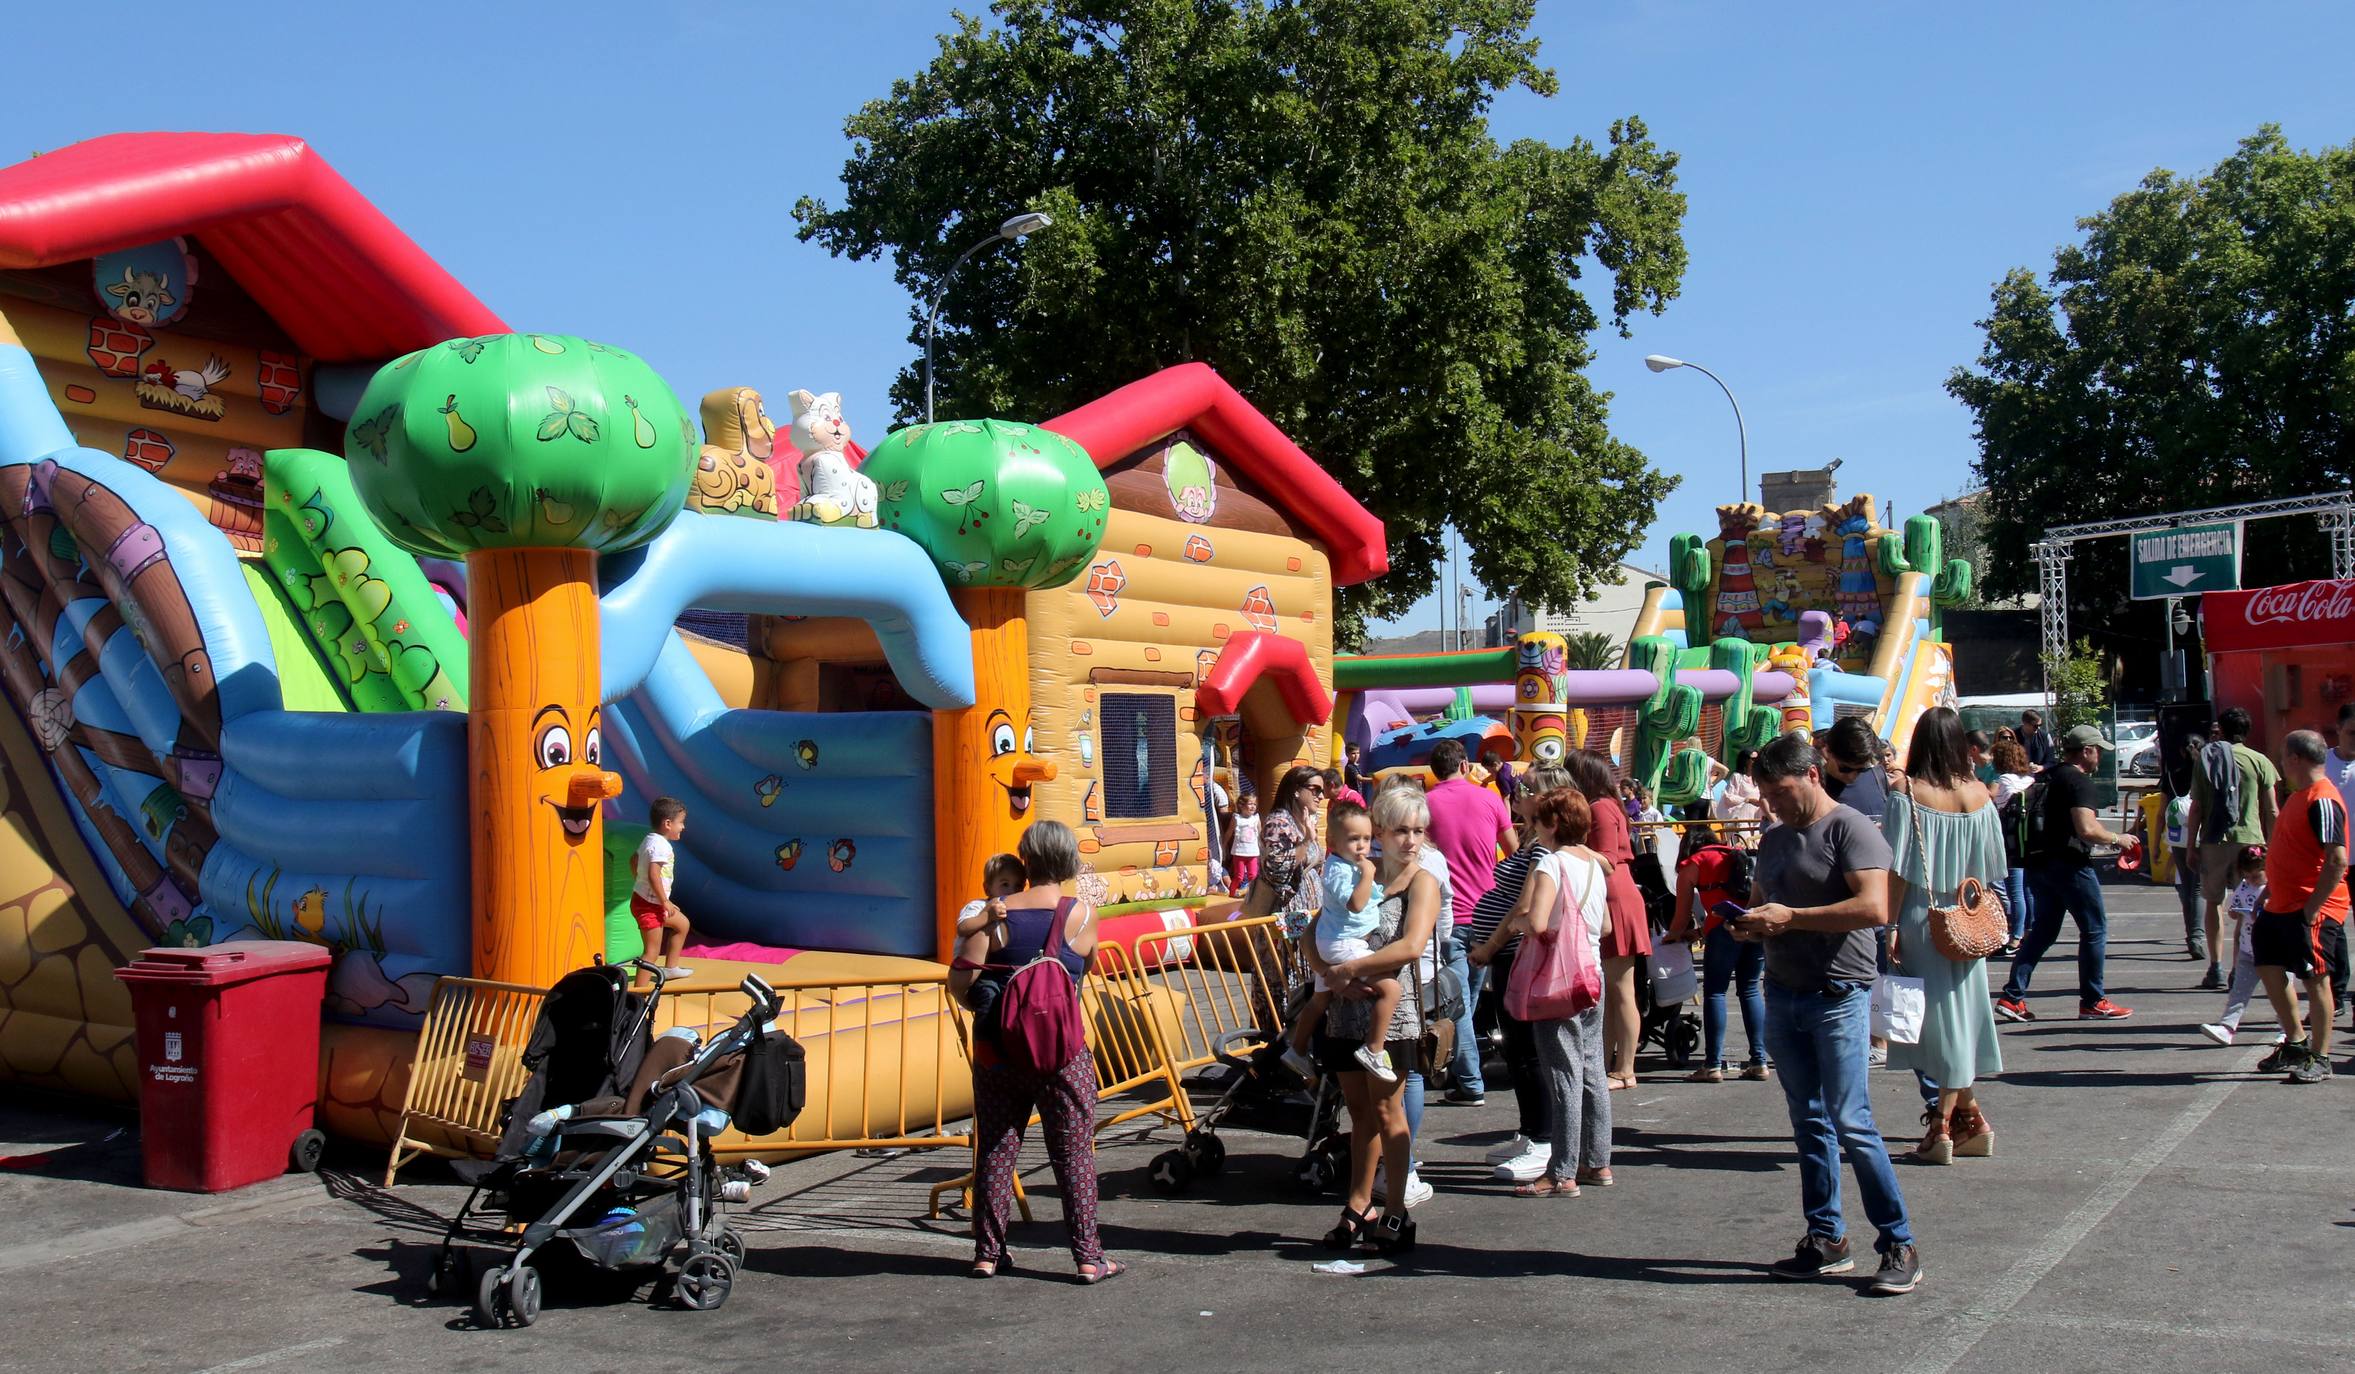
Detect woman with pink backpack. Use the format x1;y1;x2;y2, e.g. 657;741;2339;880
948;820;1124;1284
1475;786;1612;1198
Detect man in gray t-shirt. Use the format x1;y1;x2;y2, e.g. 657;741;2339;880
1730;731;1918;1294
1754;803;1893;992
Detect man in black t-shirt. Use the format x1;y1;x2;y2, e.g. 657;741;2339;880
1996;726;2142;1021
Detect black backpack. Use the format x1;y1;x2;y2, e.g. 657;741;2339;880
1685;844;1754;909
1997;787;2028;868
2017;774;2060;863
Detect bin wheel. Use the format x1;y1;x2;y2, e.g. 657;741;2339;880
1183;1131;1226;1177
1147;1149;1194;1195
505;1266;542;1328
715;1229;746;1264
676;1253;735;1311
288;1129;325;1174
473;1265;514;1329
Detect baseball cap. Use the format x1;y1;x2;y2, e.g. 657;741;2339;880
2061;724;2113;751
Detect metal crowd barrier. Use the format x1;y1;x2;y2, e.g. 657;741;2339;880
383;976;546;1185
1080;913;1298;1138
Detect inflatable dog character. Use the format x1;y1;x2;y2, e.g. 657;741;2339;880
786;389;878;529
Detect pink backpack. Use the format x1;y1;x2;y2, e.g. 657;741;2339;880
1506;855;1604;1021
990;898;1088;1074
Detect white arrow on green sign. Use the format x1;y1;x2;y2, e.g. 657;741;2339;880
2129;521;2241;600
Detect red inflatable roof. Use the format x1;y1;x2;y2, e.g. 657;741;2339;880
1197;631;1334;725
1044;362;1388;586
0;133;506;361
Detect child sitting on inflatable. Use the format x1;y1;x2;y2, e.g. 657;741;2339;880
1281;802;1401;1084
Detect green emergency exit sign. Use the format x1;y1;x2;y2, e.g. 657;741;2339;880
2130;522;2241;600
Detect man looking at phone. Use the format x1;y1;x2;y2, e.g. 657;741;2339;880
1735;730;1921;1295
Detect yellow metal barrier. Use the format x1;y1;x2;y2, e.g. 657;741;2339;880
1079;914;1298;1138
386;969;1020;1220
384;976;549;1185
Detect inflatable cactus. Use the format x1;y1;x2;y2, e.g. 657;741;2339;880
347;333;694;986
1669;532;1714;614
1710;637;1784;761
1627;635;1706;803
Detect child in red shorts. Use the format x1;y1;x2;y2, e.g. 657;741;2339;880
632;797;693;990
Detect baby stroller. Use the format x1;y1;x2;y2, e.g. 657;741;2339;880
428;961;799;1328
1631;851;1701;1068
1145;976;1346;1196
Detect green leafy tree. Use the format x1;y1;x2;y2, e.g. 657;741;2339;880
2045;639;2110;734
1564;630;1621;671
793;0;1689;642
1947;127;2355;631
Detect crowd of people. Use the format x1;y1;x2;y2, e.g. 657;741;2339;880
933;700;2352;1294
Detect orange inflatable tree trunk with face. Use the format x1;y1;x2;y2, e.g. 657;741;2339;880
347;334;692;987
860;420;1110;958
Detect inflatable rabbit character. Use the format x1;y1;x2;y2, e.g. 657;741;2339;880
786;389;878;529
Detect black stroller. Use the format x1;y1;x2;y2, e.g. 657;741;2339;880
1631;851;1701;1067
427;961;800;1328
1148;1016;1346;1195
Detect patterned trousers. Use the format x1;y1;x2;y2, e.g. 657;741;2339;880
972;1048;1104;1267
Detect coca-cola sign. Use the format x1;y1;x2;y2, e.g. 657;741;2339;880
2204;580;2355;653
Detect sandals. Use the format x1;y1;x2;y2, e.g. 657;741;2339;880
1513;1176;1580;1199
1575;1167;1615;1188
1322;1205;1374;1249
969;1253;1016;1278
1608;1072;1638;1091
1075;1257;1128;1285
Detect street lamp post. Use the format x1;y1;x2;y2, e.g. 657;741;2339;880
924;211;1054;424
1644;354;1748;502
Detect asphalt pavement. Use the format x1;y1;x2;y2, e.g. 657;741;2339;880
4;877;2351;1374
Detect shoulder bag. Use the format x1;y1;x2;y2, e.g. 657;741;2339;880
1908;784;2007;962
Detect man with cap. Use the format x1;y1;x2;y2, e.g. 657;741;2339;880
1995;724;2142;1021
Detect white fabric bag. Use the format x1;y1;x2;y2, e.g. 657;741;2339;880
1870;975;1926;1045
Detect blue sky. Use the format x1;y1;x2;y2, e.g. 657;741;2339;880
13;3;2354;635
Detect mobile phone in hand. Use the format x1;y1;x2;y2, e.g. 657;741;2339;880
1712;900;1749;923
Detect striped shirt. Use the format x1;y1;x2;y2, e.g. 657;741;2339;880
1467;843;1551;952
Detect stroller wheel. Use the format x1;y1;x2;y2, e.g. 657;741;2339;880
1147;1150;1195;1195
473;1265;513;1329
1294;1153;1334;1194
715;1229;747;1264
1665;1014;1700;1068
1183;1131;1227;1177
428;1246;467;1300
506;1266;542;1328
676;1253;736;1311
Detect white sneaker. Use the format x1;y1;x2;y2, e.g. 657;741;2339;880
1374;1166;1432;1209
1353;1044;1398;1082
661;965;695;980
1493;1144;1552;1183
1484;1133;1534;1164
1280;1047;1321;1084
2198;1023;2234;1047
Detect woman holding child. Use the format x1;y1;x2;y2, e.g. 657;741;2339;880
949;820;1125;1283
1306;786;1441;1255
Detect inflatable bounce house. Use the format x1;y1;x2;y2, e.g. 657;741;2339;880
1336;497;1969;806
0;133;1379;1140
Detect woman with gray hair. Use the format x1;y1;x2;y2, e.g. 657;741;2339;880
1307;785;1442;1255
948;820;1122;1282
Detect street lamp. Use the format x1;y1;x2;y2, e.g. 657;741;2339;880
1644;354;1749;501
924;212;1055;423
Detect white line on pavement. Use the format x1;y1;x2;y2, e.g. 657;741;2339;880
191;1336;345;1373
1893;1055;2252;1374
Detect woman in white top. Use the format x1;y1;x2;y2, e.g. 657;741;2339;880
1710;749;1766;847
1987;738;2037;952
1483;785;1612;1197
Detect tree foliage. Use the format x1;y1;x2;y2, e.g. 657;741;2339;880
1948;127;2355;620
1564;630;1621;671
2045;639;2110;736
793;0;1689;640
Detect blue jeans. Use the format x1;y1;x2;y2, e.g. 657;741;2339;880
1702;925;1769;1070
1404;1067;1424;1170
2003;867;2030;942
1763;981;1914;1251
2004;865;2108;1006
1444;933;1483;1095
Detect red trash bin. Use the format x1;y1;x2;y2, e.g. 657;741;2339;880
115;941;332;1192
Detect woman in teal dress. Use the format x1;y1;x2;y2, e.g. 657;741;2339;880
1883;707;2007;1164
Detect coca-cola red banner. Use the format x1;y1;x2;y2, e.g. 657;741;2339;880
2203;580;2355;653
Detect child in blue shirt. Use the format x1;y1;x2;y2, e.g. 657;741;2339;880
1281;802;1402;1083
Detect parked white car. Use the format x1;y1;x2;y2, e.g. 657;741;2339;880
2116;720;2159;776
